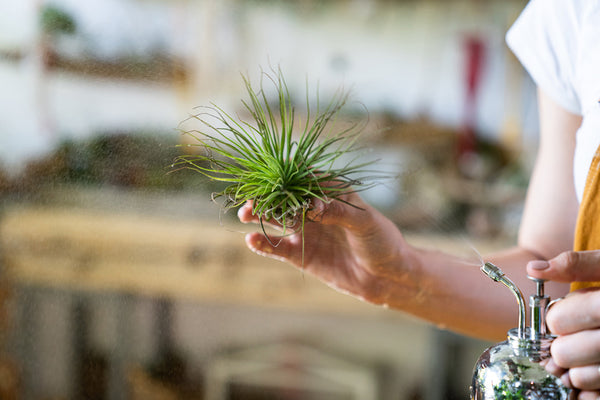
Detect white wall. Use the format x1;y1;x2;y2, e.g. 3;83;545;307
0;0;537;172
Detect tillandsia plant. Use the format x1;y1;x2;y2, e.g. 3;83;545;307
172;68;381;246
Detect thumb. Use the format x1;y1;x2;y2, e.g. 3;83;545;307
527;251;600;282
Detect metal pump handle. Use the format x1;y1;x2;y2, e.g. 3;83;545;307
528;276;550;339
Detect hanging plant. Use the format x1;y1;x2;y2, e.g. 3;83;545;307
40;5;76;36
172;68;381;245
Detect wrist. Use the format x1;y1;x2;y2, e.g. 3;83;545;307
366;240;428;308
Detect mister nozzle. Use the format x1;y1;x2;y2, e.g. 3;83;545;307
481;262;526;338
482;262;505;282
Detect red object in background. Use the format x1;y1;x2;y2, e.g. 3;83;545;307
458;35;486;157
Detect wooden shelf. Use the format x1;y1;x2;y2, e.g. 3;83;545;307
0;188;509;317
0;203;385;316
45;51;188;83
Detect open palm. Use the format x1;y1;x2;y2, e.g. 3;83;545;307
238;193;411;305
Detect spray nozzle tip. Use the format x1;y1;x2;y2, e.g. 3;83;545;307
482;262;505;281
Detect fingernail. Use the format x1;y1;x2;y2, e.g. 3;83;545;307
529;260;549;270
237;207;247;222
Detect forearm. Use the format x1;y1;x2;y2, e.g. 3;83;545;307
382;243;570;341
380;91;580;341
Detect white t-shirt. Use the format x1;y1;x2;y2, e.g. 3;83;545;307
506;0;600;203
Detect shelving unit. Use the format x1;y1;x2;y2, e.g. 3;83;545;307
1;187;510;314
1;202;373;315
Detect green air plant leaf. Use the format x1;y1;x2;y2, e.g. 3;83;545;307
172;68;380;250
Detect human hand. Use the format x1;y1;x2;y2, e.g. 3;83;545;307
238;191;419;305
528;251;600;398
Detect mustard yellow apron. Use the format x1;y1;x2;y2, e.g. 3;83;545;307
571;148;600;291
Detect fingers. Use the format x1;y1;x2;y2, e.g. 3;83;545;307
550;328;600;392
542;357;567;378
306;195;371;229
558;366;600;396
525;250;600;394
237;201;302;232
527;251;600;282
578;390;600;400
551;329;600;366
237;201;255;223
545;290;600;335
238;193;373;233
244;231;304;268
546;355;600;393
545;357;600;396
565;365;600;392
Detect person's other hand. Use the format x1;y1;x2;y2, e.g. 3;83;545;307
238;192;419;305
528;251;600;398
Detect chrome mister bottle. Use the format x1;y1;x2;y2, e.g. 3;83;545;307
470;262;573;399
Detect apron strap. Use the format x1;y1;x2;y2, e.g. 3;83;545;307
571;148;600;291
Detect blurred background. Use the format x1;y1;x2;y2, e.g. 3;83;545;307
0;0;538;399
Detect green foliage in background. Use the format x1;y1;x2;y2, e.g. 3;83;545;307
6;133;209;195
40;5;76;36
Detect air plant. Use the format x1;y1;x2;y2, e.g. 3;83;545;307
172;68;380;246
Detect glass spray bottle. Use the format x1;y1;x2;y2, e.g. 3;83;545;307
470;262;573;399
